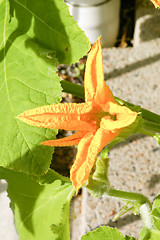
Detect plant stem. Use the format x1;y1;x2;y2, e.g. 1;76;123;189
107;188;154;229
139;128;155;137
107;188;151;209
142;120;160;133
61;80;84;99
141;108;160;125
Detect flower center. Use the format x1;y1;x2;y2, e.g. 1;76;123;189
110;114;117;121
96;111;117;128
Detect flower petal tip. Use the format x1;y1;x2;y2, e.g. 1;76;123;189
150;0;160;8
16;113;25;122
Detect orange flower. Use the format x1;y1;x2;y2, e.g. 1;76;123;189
150;0;160;7
18;38;137;191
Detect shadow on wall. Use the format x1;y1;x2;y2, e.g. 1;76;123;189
108;214;141;229
148;174;160;189
104;51;160;80
140;12;160;42
0;180;7;194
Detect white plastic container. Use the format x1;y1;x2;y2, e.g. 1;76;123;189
0;180;19;240
65;0;120;47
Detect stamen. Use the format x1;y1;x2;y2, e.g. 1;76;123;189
110;114;117;121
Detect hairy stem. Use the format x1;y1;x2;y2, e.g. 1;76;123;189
140;203;153;230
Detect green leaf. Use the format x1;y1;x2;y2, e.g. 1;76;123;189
8;0;90;64
149;231;160;240
0;0;61;174
0;0;90;175
139;227;160;240
51;201;71;240
0;167;75;240
138;227;151;240
151;195;160;231
81;226;125;240
124;236;136;240
154;135;160;147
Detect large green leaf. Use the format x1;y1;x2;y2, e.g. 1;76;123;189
0;0;62;174
81;226;126;240
8;0;90;64
0;167;74;240
0;0;89;175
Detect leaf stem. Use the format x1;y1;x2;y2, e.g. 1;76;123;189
139;128;155;137
61;80;84;99
107;188;151;209
107;188;153;229
142;120;160;133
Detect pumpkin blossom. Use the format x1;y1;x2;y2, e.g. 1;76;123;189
18;37;137;191
150;0;160;8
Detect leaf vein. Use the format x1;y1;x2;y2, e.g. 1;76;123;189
17;185;70;229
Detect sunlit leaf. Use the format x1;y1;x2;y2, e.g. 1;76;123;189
139;227;160;240
151;195;160;231
81;226;126;240
124;236;136;240
0;167;74;240
0;0;90;175
0;0;62;174
8;0;90;64
154;135;160;147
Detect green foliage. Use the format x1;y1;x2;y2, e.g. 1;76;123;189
154;135;160;147
81;226;134;240
86;158;110;197
124;236;136;240
0;0;90;175
0;167;74;240
149;231;160;240
8;0;90;64
138;228;160;240
151;195;160;231
138;196;160;240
